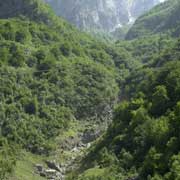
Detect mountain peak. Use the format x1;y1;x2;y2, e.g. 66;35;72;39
45;0;164;34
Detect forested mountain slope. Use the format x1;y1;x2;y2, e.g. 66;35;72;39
0;0;133;178
68;0;180;179
1;0;180;179
72;39;180;180
126;0;180;39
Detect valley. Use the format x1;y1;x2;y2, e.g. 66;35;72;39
0;0;180;180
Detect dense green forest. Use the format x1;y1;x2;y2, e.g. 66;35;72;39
68;0;180;179
0;0;180;179
71;38;180;179
0;0;123;178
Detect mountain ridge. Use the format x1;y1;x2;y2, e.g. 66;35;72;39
126;0;180;39
44;0;164;36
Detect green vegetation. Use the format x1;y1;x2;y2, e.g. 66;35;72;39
0;0;127;178
1;0;180;179
9;151;46;180
126;0;180;40
70;24;180;180
71;36;180;180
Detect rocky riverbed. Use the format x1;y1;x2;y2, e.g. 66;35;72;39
34;127;102;180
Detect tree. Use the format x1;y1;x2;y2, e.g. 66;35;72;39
0;139;17;180
60;42;71;56
151;85;169;116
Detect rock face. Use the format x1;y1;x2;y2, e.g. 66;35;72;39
35;162;65;180
45;0;164;33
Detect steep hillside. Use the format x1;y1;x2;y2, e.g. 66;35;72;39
65;1;180;179
126;0;180;39
69;33;180;180
1;0;180;179
0;0;133;178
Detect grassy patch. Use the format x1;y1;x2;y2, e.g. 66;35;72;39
9;151;46;180
79;167;106;178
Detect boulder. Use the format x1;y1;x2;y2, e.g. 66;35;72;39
45;169;56;175
45;160;61;172
35;164;44;172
